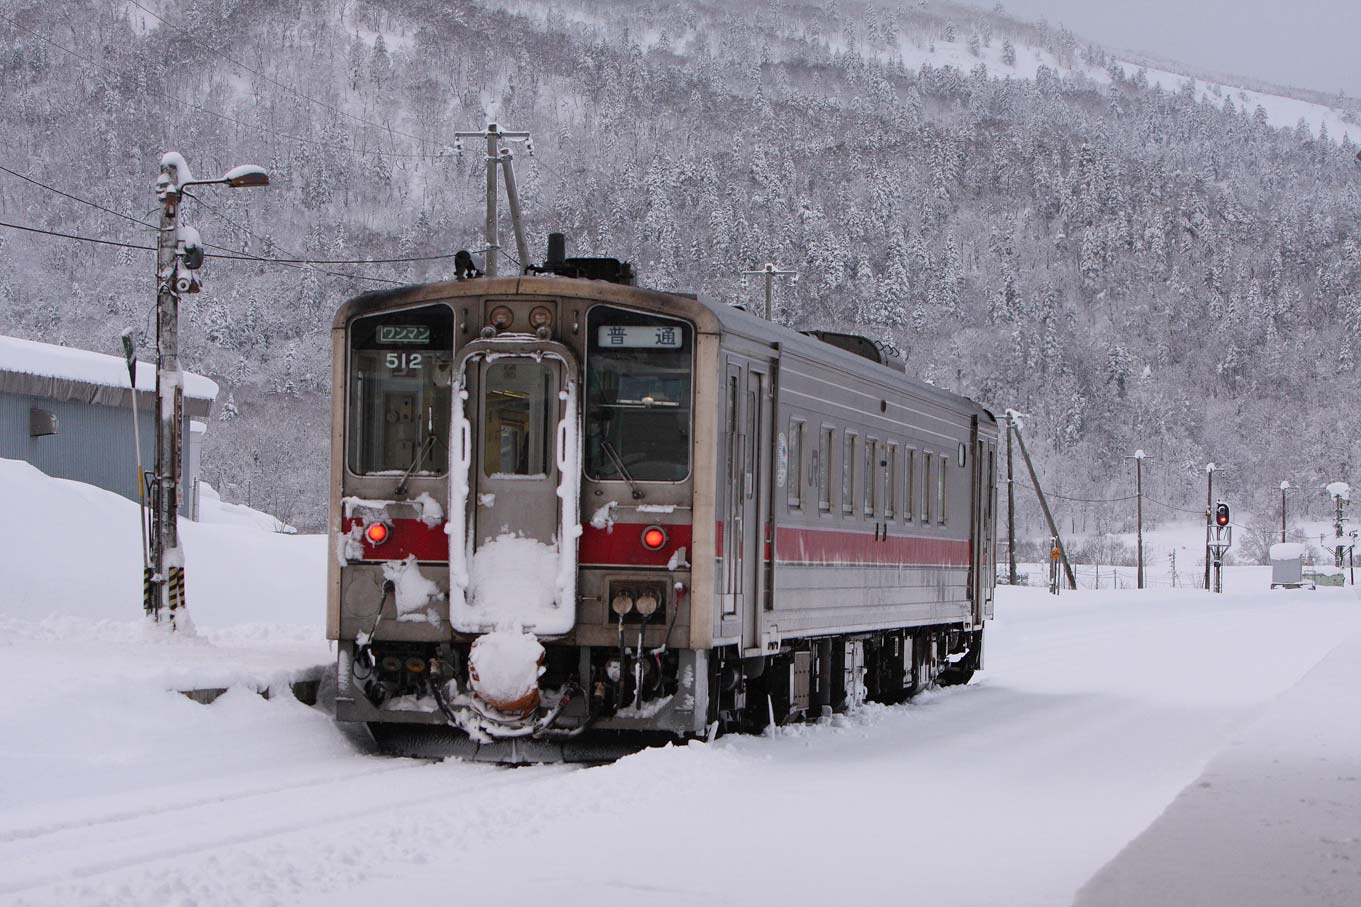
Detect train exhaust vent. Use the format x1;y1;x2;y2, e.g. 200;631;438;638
529;232;636;286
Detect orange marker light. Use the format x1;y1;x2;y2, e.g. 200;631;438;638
365;523;390;545
641;526;667;550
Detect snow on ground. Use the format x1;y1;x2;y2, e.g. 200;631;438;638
3;572;1359;905
197;481;297;533
1075;624;1361;906
4;456;1361;905
0;458;334;821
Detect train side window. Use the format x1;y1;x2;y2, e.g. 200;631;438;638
863;439;877;517
818;427;833;513
938;453;947;525
905;448;915;523
787;419;804;510
923;453;933;523
841;432;856;516
885;444;897;519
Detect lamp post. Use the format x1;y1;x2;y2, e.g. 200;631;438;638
1279;480;1290;544
147;153;268;631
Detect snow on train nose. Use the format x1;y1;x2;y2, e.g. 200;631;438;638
467;629;546;717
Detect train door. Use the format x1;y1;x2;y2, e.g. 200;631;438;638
722;356;771;653
968;423;997;625
474;356;562;548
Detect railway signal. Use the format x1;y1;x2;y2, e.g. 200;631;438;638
146;153;267;631
1207;498;1233;593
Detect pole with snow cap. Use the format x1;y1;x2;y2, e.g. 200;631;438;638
740;263;797;320
1280;481;1290;544
453;124;533;278
1123;450;1152;589
1203;463;1216;591
1326;480;1350;570
149;153;268;630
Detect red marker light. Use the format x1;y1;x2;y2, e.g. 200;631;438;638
365;523;390;545
641;526;667;550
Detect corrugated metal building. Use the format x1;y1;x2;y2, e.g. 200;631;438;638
0;335;218;518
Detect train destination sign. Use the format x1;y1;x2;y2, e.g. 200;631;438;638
378;325;432;344
597;325;683;348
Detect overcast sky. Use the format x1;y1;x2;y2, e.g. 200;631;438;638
961;0;1360;98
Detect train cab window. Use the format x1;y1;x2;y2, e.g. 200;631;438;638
923;453;933;523
818;427;833;513
906;448;916;522
885;444;897;519
346;305;453;476
938;454;948;525
585;306;692;482
483;361;552;477
787;419;804;509
841;433;856;515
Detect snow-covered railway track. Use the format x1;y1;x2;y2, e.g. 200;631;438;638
0;759;432;845
0;759;573;900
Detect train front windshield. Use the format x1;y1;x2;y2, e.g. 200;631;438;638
585;306;692;483
347;305;454;475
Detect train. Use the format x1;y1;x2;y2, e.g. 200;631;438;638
328;235;999;761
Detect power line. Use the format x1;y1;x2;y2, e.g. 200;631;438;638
0;164;155;231
123;0;455;156
0;12;433;160
0;218;402;285
0;164;453;267
1014;481;1137;504
0;219;154;251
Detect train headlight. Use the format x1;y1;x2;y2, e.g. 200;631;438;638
365;523;390;545
641;525;667;551
488;305;514;331
528;306;553;329
611;592;635;616
635;592;659;617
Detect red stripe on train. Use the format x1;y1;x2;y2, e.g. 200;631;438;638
579;521;693;567
342;516;448;561
774;525;970;567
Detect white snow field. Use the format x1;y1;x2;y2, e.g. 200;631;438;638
2;458;1360;906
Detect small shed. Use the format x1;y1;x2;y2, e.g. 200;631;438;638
1269;542;1310;590
0;334;217;517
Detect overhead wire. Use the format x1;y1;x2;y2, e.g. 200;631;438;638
0;218;403;285
1013;481;1137;504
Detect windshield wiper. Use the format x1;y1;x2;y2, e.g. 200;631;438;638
601;439;644;500
396;434;436;496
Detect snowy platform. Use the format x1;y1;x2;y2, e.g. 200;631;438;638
1074;625;1361;907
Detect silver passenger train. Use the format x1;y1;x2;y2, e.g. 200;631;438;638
328;237;998;760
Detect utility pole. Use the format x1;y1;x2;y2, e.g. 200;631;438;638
120;331;149;579
454;123;533;277
1203;463;1216;591
1123;450;1150;589
147;153;267;630
740;263;796;320
1327;481;1351;569
1006;417;1018;586
1280;480;1289;543
1008;410;1076;590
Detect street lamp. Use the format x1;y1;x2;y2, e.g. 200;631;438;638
144;152;268;632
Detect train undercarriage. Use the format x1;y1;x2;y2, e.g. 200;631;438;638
344;625;983;762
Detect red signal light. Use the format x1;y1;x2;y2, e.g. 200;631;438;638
1214;503;1230;527
365;523;390;545
641;526;667;551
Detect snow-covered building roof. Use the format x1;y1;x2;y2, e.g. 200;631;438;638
0;334;218;412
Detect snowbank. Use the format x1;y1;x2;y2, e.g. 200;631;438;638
197;482;297;533
0;457;324;628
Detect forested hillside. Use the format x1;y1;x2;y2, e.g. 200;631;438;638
2;0;1358;533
